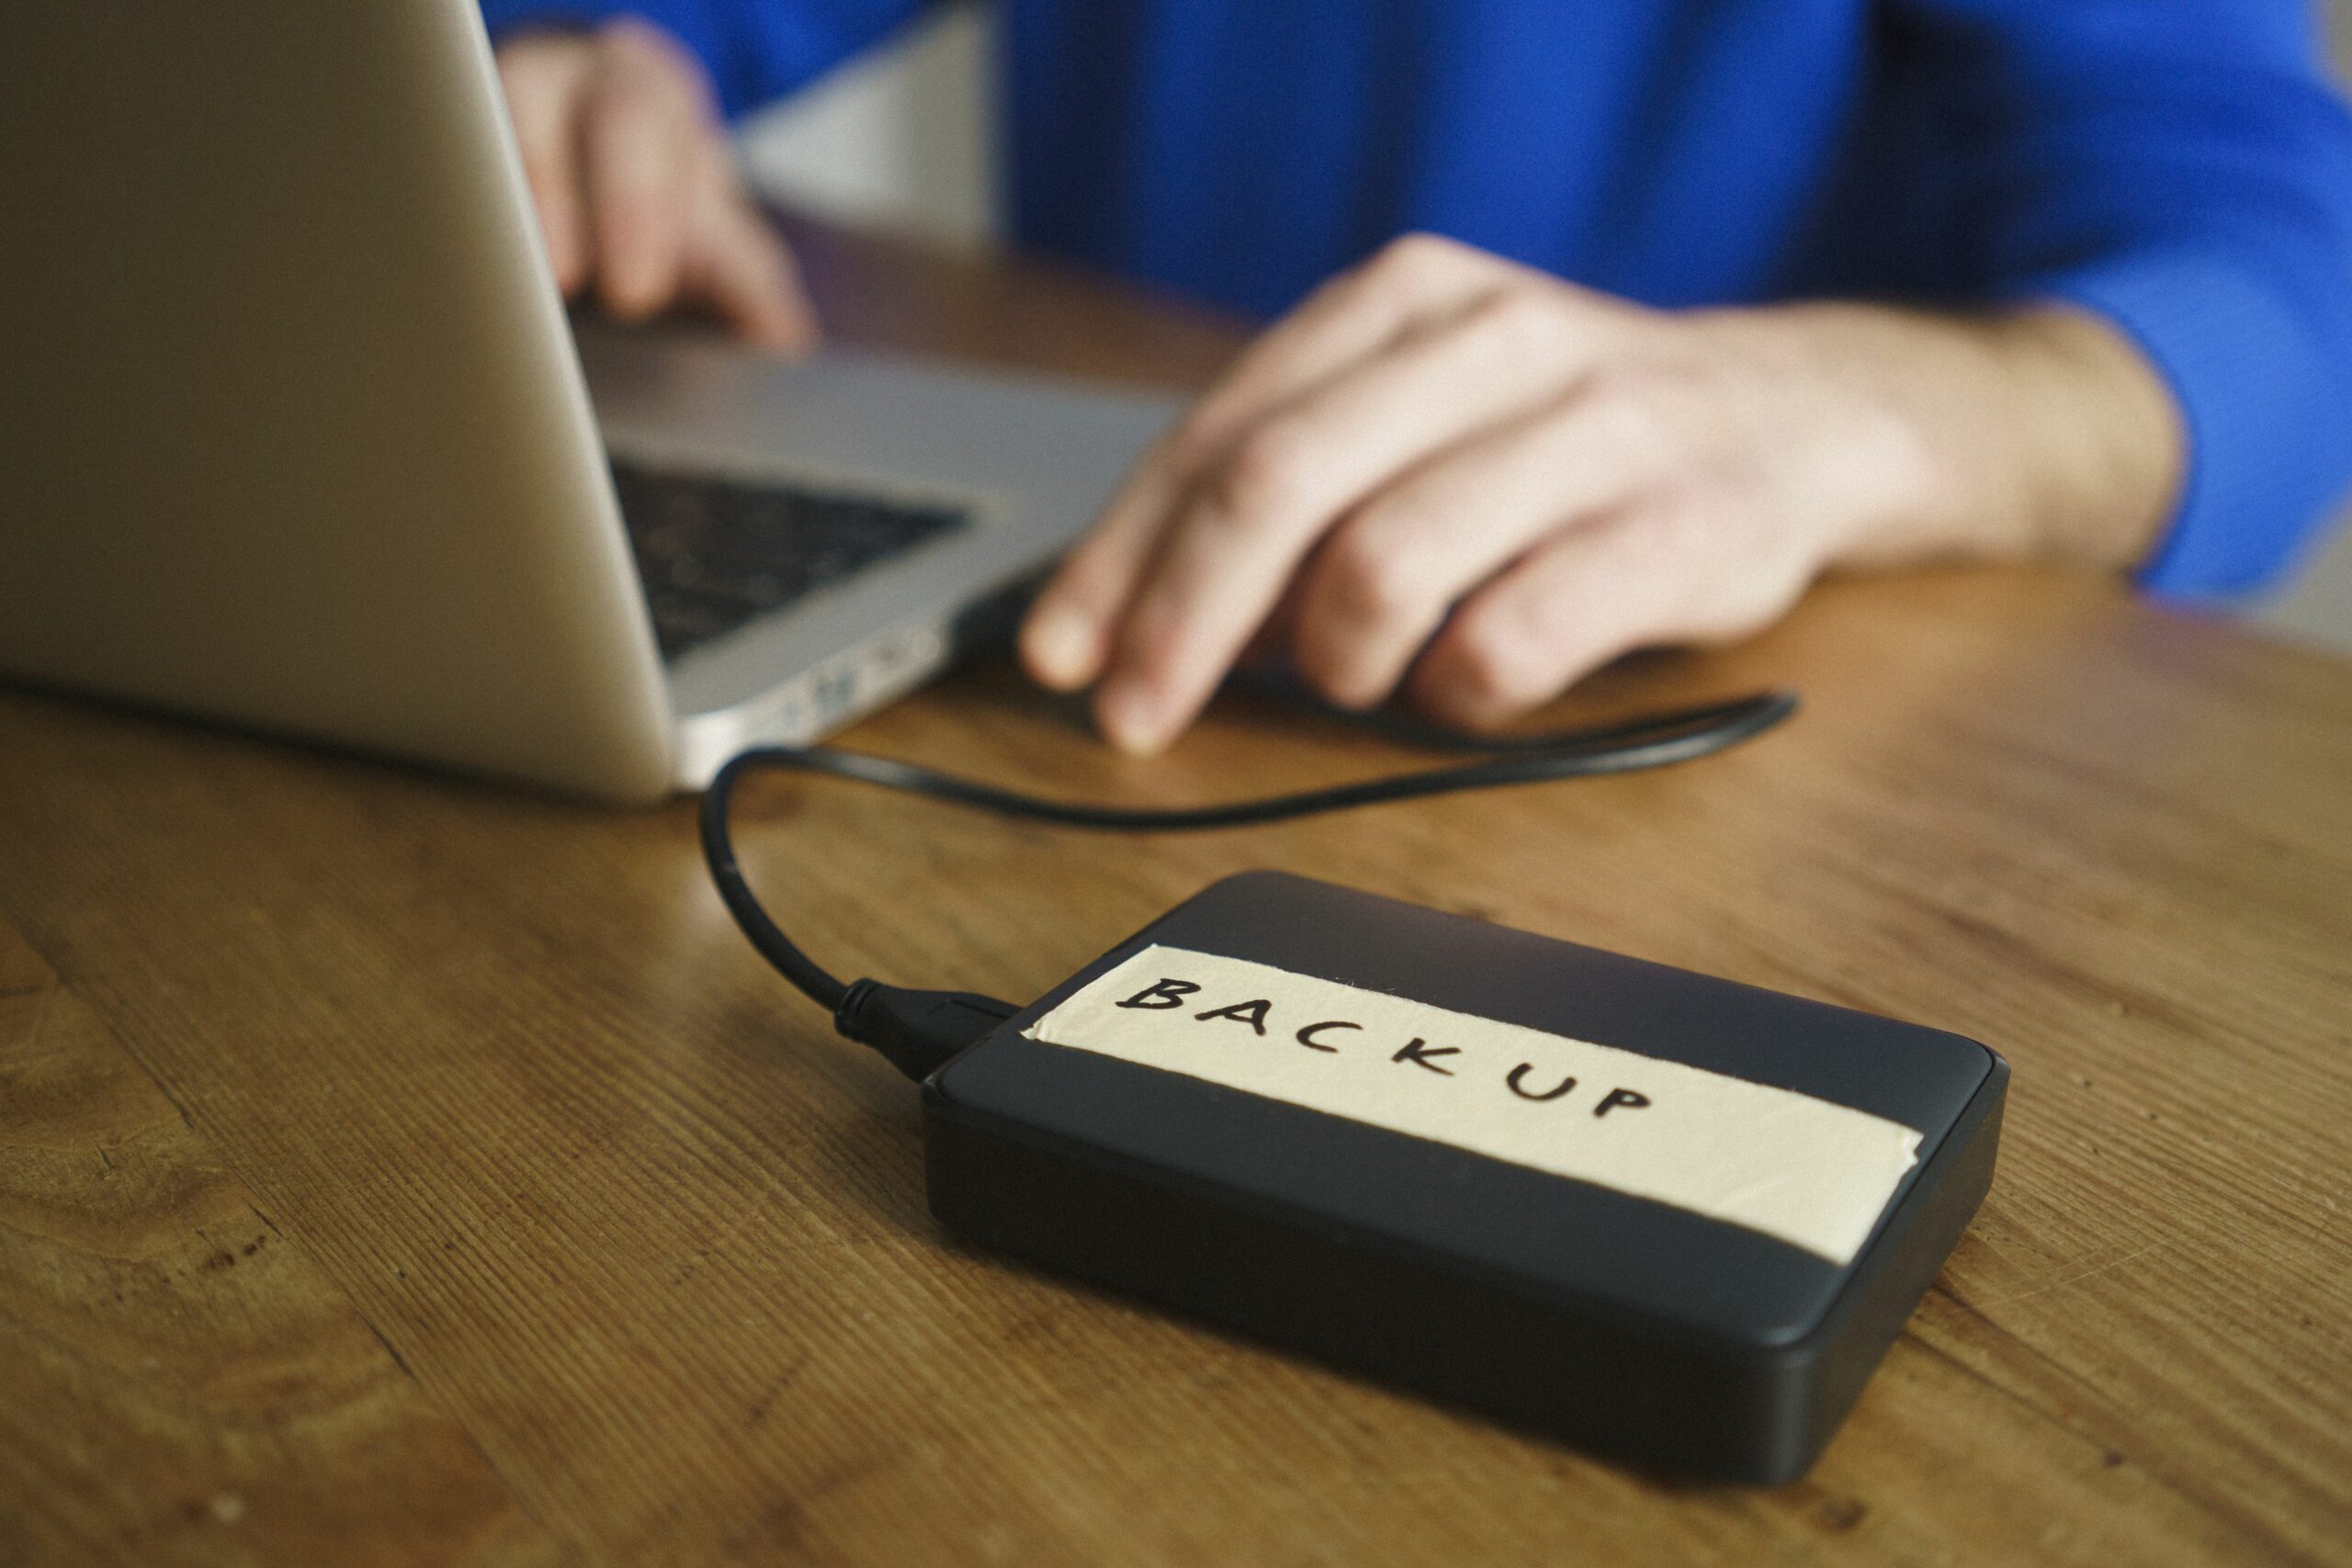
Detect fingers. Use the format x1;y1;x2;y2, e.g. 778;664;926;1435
1407;495;1806;729
1015;263;1971;747
1286;386;1669;708
581;21;702;320
1084;286;1626;752
1407;512;1679;729
687;179;822;352
492;21;819;348
1017;430;1199;690
496;34;595;293
1175;234;1524;468
1018;234;1529;695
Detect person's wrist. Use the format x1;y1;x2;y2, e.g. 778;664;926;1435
1975;306;2182;570
1678;302;1973;570
1766;302;2181;574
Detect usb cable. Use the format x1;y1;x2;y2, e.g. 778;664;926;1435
699;688;1797;1079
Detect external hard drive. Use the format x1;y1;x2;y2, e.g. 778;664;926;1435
922;871;2006;1483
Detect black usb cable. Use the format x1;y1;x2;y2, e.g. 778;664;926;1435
699;688;1797;1079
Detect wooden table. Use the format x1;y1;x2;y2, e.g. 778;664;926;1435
5;217;2350;1568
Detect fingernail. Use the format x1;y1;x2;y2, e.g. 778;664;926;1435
1097;682;1170;755
1023;605;1097;691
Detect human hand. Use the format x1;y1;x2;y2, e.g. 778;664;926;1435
1019;234;2177;752
494;19;818;350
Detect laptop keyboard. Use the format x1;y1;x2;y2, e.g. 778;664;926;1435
610;457;973;661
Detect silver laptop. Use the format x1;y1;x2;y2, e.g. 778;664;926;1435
0;1;1176;800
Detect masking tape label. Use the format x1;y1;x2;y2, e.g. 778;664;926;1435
1023;944;1922;1264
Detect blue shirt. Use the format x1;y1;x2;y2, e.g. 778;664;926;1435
481;0;2352;599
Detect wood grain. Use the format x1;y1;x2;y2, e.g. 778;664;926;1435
0;918;560;1567
2;215;2348;1567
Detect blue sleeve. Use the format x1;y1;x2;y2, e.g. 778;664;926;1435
477;0;928;118
1896;0;2352;598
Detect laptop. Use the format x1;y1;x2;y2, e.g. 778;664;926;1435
0;0;1177;800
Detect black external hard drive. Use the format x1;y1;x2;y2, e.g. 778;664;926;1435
922;871;2006;1483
